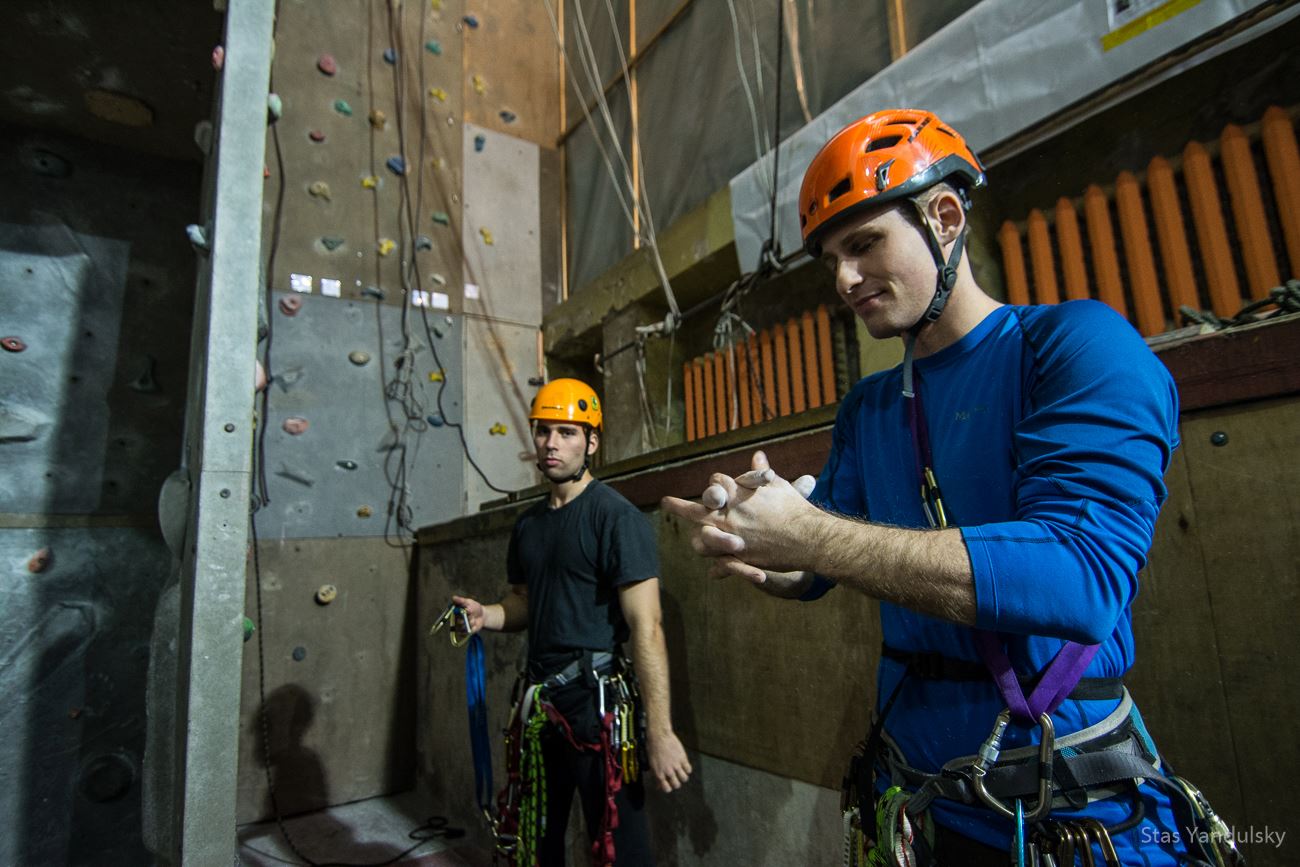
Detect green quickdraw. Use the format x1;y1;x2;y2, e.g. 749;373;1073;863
513;689;550;866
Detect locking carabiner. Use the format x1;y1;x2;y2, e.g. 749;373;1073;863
429;602;472;647
971;709;1056;824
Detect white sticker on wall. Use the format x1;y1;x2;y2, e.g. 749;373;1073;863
320;277;341;298
411;289;431;307
431;292;450;310
464;282;480;300
289;273;313;293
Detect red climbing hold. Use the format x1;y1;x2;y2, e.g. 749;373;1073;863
283;417;310;435
279;296;303;316
309;129;326;142
1;336;26;352
317;53;338;76
212;45;225;71
28;547;52;573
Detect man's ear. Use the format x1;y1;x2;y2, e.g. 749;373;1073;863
587;429;600;456
927;189;967;247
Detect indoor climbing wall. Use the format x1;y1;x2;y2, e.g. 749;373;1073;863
239;0;561;822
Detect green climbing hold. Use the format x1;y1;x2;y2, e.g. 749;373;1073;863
334;99;353;117
243;616;255;642
321;236;345;251
425;40;442;56
431;211;451;226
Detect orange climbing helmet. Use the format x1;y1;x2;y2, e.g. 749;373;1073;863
799;109;985;257
529;378;603;431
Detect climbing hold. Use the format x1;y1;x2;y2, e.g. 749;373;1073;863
378;238;396;256
430;273;447;286
263;166;270;179
243;617;255;642
130;355;160;393
337;459;359;470
499;109;517;124
356;505;373;518
386;156;406;175
267;93;283;121
362;174;379;189
431;156;446;170
463;14;479;29
474;133;486;152
447;115;456;126
308;180;332;201
428;370;445;382
292;646;307;661
472;74;486;94
321;236;345;251
2;336;28;353
349;351;370;366
415;235;433;251
361;285;385;300
431;0;443;9
283;417;310;435
211;45;225;71
431;211;451;226
479;227;494;246
334;99;353;116
426;413;444;427
317;53;338;76
194;120;214;154
425;40;442;55
429;86;448;102
309;129;326;142
489;422;508;436
383;48;398;64
186;224;210;252
27;547;53;573
368;108;386;129
279;295;303;316
315;584;339;605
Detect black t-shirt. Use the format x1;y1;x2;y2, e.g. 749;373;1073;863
507;479;660;677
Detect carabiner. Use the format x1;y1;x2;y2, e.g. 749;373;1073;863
971;709;1056;824
429;602;471;647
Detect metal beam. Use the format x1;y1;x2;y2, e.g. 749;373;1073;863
173;1;274;864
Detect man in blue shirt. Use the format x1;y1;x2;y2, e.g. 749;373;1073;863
663;110;1235;866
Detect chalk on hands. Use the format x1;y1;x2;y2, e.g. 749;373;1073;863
701;469;814;510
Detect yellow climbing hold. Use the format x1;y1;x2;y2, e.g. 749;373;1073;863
479;227;494;246
489;422;508;436
378;238;396;256
368;108;387;129
308;181;332;201
431;156;446;170
429;370;446;383
429;87;448;102
362;175;379;189
472;74;486;95
431;0;443;9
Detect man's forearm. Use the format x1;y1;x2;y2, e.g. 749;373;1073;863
629;620;674;737
803;510;977;625
483;591;529;633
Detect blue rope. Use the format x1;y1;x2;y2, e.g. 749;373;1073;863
466;633;494;812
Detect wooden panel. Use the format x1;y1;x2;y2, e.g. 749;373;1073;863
713;349;728;434
683;360;696;442
773;325;791;416
1220;124;1281;299
1147;156;1200;315
816;304;836;405
802;310;821;410
1261;106;1300;278
787;319;807;414
1026;208;1059;305
1184;141;1243;318
1176;400;1300;863
1115;171;1164;336
1155;316;1300;412
1084;184;1128;319
759;329;776;422
692;358;706;440
998;221;1030;306
737;340;752;428
1055;197;1091;302
702;354;716;438
463;0;561;147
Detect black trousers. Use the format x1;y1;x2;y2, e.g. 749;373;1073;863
538;680;653;866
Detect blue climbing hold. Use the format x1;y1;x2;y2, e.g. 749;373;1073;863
474;134;486;152
427;413;445;427
383;48;398;64
463;14;479;29
386;156;406;175
425;40;442;56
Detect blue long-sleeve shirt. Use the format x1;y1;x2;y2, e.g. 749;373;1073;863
805;301;1184;861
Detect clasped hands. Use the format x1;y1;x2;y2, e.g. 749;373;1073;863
660;450;818;586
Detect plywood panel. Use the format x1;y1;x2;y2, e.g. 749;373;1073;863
265;0;464;311
463;0;561;147
237;536;419;823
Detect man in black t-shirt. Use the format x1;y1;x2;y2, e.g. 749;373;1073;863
455;378;691;866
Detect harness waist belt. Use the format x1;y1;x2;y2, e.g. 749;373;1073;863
535;651;616;689
881;644;1124;702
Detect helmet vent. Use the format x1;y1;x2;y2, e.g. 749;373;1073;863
937;126;958;137
865;135;902;153
828;176;852;202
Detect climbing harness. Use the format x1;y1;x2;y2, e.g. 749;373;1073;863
493;653;645;867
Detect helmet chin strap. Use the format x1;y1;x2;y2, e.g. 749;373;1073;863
902;198;967;399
